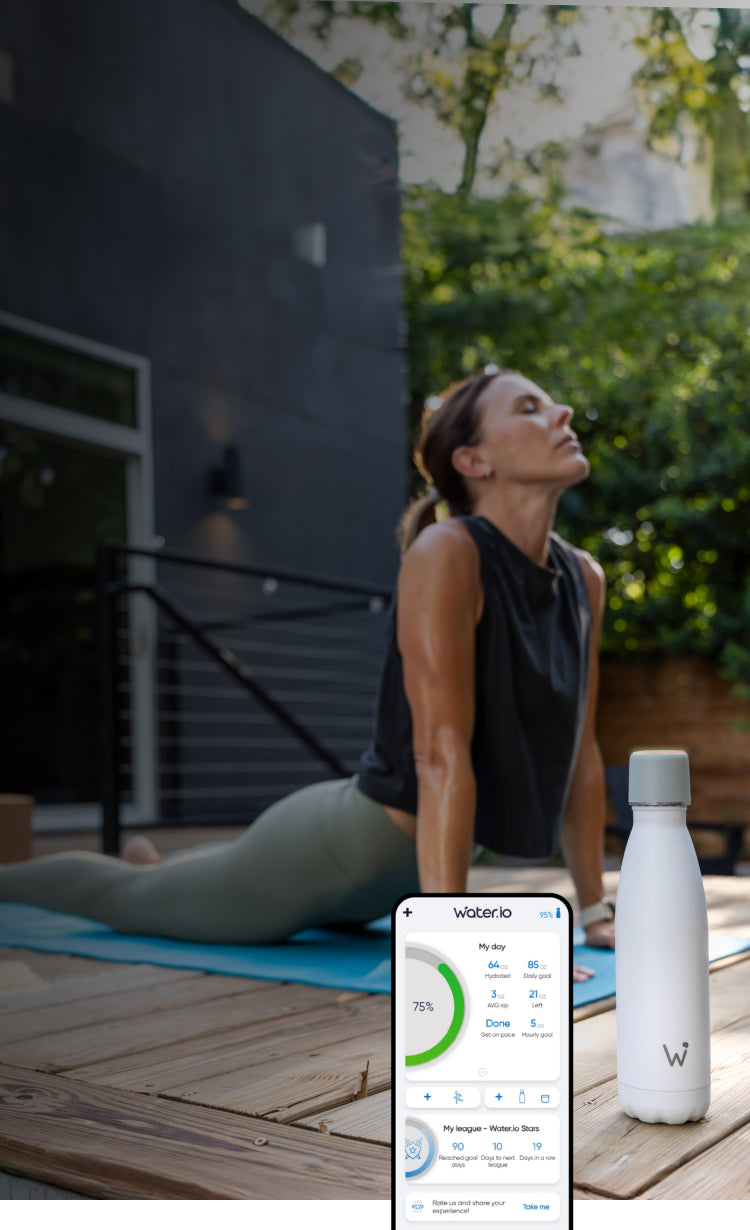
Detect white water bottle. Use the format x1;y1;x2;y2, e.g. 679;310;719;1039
615;750;711;1124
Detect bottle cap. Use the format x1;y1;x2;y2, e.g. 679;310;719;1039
628;750;691;806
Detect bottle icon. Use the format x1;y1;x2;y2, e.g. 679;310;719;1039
518;1089;526;1104
615;750;711;1124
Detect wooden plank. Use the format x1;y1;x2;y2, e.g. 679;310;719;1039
574;1010;617;1093
574;994;615;1024
0;981;352;1072
703;879;750;931
298;1090;391;1145
0;1063;389;1199
0;947;129;982
573;1188;610;1200
68;992;385;1092
573;957;750;1095
574;1015;750;1198
164;1025;391;1122
0;962;41;990
643;1121;750;1199
708;947;750;975
0;969;261;1046
0;1168;89;1199
232;1032;392;1123
0;963;202;1019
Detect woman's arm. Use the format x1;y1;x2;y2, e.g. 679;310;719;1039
560;550;614;948
397;520;483;893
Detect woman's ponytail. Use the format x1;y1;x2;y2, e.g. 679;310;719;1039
397;367;512;555
397;491;440;556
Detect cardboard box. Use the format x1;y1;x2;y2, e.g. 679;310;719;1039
0;795;34;863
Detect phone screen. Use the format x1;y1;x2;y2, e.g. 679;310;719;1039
392;894;572;1229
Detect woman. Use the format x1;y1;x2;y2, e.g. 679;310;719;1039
0;369;614;973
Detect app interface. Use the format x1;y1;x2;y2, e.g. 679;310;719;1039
393;896;571;1229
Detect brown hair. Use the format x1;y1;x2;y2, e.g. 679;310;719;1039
398;368;514;553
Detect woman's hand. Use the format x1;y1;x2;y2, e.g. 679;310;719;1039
572;918;614;983
584;918;615;949
573;918;615;983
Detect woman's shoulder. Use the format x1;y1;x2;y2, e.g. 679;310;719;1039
398;518;483;621
402;516;481;568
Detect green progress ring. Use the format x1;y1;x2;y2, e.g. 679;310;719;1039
405;962;465;1066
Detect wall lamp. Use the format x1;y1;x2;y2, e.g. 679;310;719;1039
210;445;248;511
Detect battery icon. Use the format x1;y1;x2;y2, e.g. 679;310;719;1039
556;907;561;918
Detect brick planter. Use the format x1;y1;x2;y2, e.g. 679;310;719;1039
596;654;750;846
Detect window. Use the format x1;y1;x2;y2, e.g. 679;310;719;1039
0;325;137;427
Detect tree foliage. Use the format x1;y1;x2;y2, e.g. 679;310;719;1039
402;186;750;683
635;8;750;215
406;2;520;197
255;2;750;683
253;2;584;195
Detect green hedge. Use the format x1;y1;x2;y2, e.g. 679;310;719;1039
403;188;750;685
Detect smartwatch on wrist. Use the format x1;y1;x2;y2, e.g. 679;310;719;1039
579;899;615;929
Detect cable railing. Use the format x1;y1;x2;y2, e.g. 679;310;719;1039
96;542;392;853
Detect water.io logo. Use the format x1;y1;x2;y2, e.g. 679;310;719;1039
663;1041;689;1068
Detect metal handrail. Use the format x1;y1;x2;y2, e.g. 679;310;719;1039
96;542;393;854
99;539;393;599
125;582;351;777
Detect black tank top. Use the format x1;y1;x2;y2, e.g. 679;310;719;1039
356;516;591;858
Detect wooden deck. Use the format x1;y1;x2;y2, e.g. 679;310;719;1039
0;866;749;1199
0;949;391;1199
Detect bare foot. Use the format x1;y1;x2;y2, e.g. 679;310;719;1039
122;835;163;865
573;964;596;983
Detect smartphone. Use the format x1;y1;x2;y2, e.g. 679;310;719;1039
392;893;572;1229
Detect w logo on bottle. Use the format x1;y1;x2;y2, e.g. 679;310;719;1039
663;1041;689;1068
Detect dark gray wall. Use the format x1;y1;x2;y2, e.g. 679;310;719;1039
0;0;405;585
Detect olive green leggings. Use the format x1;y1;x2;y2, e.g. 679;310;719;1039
0;778;419;943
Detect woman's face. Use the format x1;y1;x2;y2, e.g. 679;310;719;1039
466;372;590;489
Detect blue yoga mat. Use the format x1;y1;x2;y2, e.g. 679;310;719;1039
0;903;393;994
1;904;748;1005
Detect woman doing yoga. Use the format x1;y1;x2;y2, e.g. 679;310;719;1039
0;369;614;973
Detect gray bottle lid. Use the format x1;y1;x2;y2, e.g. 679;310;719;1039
628;749;691;806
